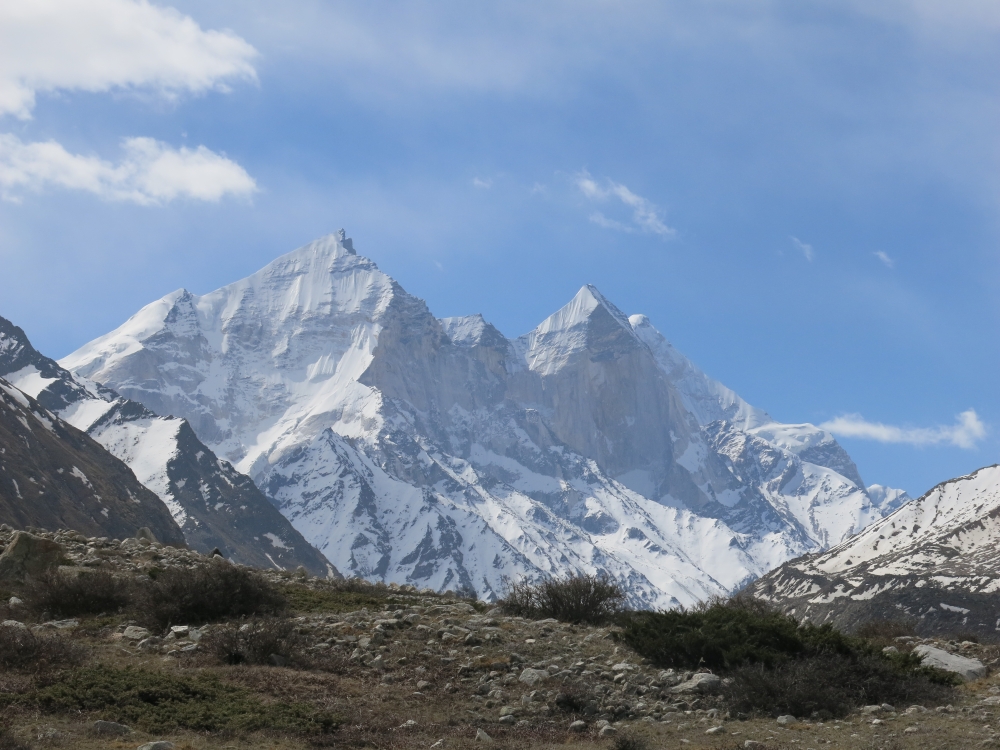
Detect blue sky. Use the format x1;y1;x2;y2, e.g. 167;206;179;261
1;0;997;498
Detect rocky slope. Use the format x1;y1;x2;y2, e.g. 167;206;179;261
0;316;333;575
61;231;901;607
750;464;1000;636
0;377;184;545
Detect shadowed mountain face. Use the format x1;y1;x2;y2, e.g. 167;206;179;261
0;376;185;545
0;316;335;576
59;232;896;607
751;465;1000;637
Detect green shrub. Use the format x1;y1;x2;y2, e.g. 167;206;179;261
0;729;28;750
0;624;82;672
5;665;339;735
498;573;625;625
618;596;856;670
138;561;286;629
24;570;135;618
204;617;301;666
723;652;955;719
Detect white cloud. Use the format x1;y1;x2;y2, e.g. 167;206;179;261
472;177;492;189
0;0;257;119
791;236;815;261
0;134;256;204
820;409;986;449
576;171;675;237
874;250;895;268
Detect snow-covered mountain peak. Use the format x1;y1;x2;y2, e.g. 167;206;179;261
58;232;906;607
518;284;639;376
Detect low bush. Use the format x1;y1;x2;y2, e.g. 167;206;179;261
204;617;301;666
4;665;339;735
610;732;650;750
497;573;625;624
723;651;955;719
852;619;917;643
0;729;28;750
138;561;286;629
618;596;856;670
0;624;82;673
23;570;135;618
284;583;388;614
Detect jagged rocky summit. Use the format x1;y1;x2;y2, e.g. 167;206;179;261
59;231;902;607
751;464;1000;637
0;317;334;576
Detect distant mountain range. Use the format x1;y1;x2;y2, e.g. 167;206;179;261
0;316;333;575
46;230;906;606
751;464;1000;637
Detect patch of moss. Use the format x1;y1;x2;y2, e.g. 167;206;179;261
3;666;339;735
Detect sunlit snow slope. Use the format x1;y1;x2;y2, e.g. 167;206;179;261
62;231;900;607
752;465;1000;636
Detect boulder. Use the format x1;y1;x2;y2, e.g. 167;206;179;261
669;672;721;694
0;532;63;585
913;645;986;681
93;720;132;736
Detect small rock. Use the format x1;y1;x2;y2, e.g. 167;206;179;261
7;596;23;607
170;625;189;638
776;715;795;725
137;637;164;652
137;743;175;750
861;705;882;715
400;719;418;729
475;728;493;742
499;705;517;717
569;720;587;732
430;741;444;749
745;742;766;749
518;668;549;687
1;620;26;629
416;680;431;690
882;646;898;654
705;725;725;734
904;727;919;734
599;725;618;737
498;715;516;725
122;626;150;641
93;720;132;736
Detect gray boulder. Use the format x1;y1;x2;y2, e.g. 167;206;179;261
669;672;721;694
0;532;63;585
913;645;986;681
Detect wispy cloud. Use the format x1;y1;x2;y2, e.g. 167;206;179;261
576;170;675;237
0;0;257;120
472;176;492;189
874;250;895;268
821;409;986;449
791;236;815;261
0;134;256;204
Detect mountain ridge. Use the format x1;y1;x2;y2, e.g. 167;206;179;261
59;230;903;606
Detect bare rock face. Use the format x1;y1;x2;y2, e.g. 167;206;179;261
0;532;64;585
0;379;186;546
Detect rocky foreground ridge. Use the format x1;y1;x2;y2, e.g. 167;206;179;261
3;524;1000;749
